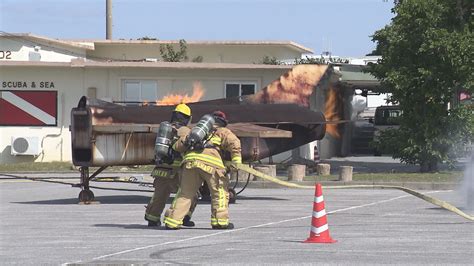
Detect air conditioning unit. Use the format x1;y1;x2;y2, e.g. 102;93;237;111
11;136;41;156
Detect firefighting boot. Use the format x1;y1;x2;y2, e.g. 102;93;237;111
212;222;234;230
148;220;161;227
182;215;195;227
145;215;161;227
165;225;180;230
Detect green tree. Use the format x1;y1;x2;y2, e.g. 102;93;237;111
159;39;189;62
137;36;157;40
159;39;203;62
294;56;349;65
368;0;473;172
260;55;281;65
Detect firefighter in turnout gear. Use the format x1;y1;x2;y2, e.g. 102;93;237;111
164;110;242;230
144;103;198;227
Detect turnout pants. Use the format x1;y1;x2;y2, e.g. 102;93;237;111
145;173;197;223
164;166;229;228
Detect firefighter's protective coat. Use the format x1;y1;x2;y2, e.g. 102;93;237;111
164;126;241;228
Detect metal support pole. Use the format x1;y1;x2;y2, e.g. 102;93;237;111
106;0;113;40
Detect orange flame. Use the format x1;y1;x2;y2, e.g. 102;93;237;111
249;64;328;107
324;88;341;138
156;82;205;106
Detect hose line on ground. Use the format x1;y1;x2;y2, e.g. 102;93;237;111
0;174;154;193
2;167;473;222
236;164;474;221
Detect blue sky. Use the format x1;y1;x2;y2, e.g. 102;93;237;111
0;0;394;56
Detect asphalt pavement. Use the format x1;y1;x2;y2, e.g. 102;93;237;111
1;178;473;265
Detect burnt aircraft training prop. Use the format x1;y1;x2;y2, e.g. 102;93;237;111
71;64;340;202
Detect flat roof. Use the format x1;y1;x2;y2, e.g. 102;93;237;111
337;64;380;88
70;39;314;54
2;33;314;56
0;33;95;50
0;59;294;70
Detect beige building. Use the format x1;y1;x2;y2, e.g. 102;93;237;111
0;33;318;164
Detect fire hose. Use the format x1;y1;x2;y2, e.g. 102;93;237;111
235;164;474;221
0;174;154;192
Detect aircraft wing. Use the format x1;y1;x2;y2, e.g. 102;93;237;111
227;123;292;138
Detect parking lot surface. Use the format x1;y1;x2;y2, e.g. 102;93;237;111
1;179;473;265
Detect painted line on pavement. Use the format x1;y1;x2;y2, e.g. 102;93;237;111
63;191;446;265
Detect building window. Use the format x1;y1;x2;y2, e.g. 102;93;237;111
225;82;256;98
122;80;157;104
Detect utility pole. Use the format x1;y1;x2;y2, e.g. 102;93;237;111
106;0;112;40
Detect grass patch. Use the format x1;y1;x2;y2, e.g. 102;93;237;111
0;162;75;172
0;162;155;172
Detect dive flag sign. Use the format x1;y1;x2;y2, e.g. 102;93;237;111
0;90;57;126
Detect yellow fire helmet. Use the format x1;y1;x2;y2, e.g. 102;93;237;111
174;103;191;117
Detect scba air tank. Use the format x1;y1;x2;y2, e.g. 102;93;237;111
154;121;176;160
187;114;215;149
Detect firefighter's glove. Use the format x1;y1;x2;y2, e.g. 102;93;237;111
225;162;240;172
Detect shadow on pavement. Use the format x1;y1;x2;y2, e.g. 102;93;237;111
234;195;288;201
94;223;154;230
13;194;286;205
12;195;151;205
93;224;218;230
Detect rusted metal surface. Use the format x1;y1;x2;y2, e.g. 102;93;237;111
71;102;326;166
92;124;160;133
91;133;156;166
88;103;326;125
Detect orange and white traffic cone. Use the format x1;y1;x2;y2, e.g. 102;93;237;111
304;183;337;243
